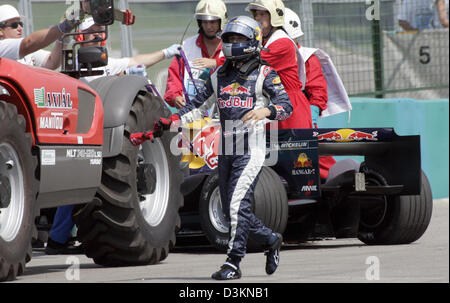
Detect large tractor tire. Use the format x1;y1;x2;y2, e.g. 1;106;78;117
73;93;183;266
0;101;37;281
199;166;288;252
358;168;433;245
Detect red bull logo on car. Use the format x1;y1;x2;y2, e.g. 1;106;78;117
293;153;313;168
314;129;378;142
191;125;221;169
292;153;316;176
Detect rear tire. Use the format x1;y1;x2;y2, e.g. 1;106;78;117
73;93;183;266
0;101;36;281
199;167;288;252
358;168;433;245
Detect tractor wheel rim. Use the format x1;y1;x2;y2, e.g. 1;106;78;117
209;187;229;233
138;139;170;227
0;143;25;242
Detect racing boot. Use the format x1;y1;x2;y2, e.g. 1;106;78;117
211;258;241;280
264;232;282;275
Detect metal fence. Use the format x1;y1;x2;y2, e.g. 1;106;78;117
2;0;448;99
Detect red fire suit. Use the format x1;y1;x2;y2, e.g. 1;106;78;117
295;42;336;179
260;30;312;129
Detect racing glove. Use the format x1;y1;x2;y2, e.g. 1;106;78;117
130;115;180;146
163;44;182;59
153;114;180;135
310;105;320;128
130;130;157;146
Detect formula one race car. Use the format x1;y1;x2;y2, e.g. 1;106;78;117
176;118;433;251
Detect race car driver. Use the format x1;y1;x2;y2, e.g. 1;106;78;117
164;0;227;109
131;16;292;280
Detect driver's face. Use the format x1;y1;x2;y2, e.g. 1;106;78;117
226;34;249;43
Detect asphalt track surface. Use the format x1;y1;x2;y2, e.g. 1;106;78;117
7;199;449;284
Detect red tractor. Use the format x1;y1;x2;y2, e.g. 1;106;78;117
0;0;183;281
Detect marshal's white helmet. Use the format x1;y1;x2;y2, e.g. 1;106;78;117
0;4;21;24
79;17;96;31
283;7;303;39
195;0;228;30
246;0;285;28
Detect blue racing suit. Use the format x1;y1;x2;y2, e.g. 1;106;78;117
176;62;292;260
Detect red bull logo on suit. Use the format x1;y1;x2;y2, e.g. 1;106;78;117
219;83;251;96
218;83;253;109
218;97;253;109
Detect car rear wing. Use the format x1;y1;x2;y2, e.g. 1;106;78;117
267;127;421;197
315;128;421;196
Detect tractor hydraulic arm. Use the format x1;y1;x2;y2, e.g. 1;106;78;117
114;8;135;25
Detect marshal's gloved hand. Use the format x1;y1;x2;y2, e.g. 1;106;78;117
58;2;85;33
163;44;182;59
310;105;320;128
